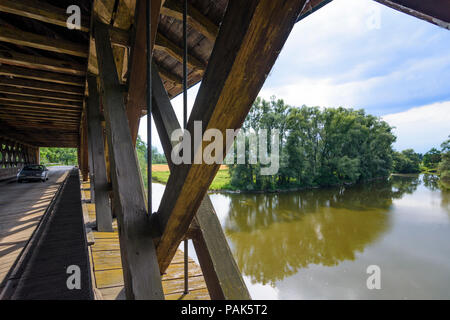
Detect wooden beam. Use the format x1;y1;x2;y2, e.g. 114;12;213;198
0;0;90;32
0;77;84;96
0;64;84;86
0;26;88;58
0;92;82;107
157;62;183;88
374;0;450;30
151;63;250;299
0;119;79;130
0;85;82;102
0;99;81;111
87;75;113;232
0;109;80;121
0;106;80;118
0;50;86;76
296;0;333;22
80;112;89;181
0;114;79;125
154;0;308;273
94;20;163;300
154;33;206;71
0;111;79;121
126;0;163;145
161;0;219;41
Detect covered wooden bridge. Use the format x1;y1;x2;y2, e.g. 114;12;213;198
0;0;448;300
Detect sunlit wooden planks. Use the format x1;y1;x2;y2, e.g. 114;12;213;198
0;170;68;286
80;184;209;300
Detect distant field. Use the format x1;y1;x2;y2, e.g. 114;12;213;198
151;164;228;172
151;164;231;190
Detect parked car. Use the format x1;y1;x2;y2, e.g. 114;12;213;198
17;165;49;183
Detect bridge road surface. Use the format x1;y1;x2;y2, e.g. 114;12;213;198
0;166;71;287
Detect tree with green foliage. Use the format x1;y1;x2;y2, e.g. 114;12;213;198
40;148;77;165
228;97;396;191
392;149;421;173
135;135;167;189
438;136;450;189
423;148;442;169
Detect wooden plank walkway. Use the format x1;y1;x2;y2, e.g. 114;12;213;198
0;167;68;288
80;179;210;300
6;169;93;299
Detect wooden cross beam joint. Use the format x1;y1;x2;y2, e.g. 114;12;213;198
154;0;308;277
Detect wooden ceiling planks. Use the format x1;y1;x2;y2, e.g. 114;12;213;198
0;0;448;149
0;0;91;147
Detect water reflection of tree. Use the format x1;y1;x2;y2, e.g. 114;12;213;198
440;188;450;217
224;176;419;285
422;174;440;191
421;174;450;216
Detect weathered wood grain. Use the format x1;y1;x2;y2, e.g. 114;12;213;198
125;0;163;144
0;77;84;96
151;64;250;299
0;50;86;76
0;0;90;32
95;19;163;300
87;75;113;232
0;26;88;58
155;0;308;274
0;64;84;86
161;0;219;41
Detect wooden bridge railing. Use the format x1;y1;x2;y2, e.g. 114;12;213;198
0;136;39;180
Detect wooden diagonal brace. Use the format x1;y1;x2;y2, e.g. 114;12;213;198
94;20;163;300
155;0;308;274
151;63;250;299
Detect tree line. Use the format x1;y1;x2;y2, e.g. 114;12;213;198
40;147;77;165
228;96;450;191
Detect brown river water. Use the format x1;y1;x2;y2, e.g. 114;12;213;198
152;174;450;299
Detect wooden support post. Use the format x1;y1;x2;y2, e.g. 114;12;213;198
34;147;39;165
155;0;308;274
80;113;89;181
151;64;250;299
126;0;163;145
87;130;95;203
94;20;163;300
87;75;113;232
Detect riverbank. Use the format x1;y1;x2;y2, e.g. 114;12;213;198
150;164;399;194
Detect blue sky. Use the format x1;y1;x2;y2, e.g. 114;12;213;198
140;0;450;154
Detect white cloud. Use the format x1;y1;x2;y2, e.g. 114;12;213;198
138;84;200;152
261;0;450;114
382;101;450;153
